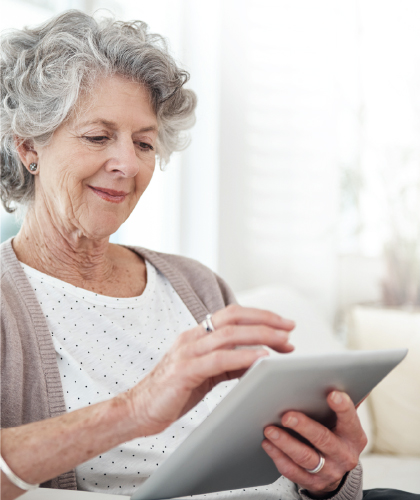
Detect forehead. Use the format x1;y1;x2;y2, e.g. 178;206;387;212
71;75;158;130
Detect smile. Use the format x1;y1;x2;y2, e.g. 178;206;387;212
89;186;128;203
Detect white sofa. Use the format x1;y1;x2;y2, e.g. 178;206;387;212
237;285;420;494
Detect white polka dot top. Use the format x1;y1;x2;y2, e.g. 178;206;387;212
21;260;299;500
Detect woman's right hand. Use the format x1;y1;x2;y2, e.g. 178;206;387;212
124;304;295;436
1;305;294;500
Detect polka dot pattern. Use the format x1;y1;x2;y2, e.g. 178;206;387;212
21;261;300;500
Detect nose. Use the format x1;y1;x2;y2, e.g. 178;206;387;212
106;137;140;178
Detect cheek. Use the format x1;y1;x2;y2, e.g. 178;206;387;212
40;154;88;207
136;158;156;193
56;163;84;197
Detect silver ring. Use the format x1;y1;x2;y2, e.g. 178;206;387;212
305;453;325;474
201;314;215;333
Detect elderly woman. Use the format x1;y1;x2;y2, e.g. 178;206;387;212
1;10;367;500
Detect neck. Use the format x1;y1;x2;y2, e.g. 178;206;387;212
13;203;114;285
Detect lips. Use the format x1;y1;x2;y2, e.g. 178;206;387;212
89;186;128;203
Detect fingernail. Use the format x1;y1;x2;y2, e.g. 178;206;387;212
267;429;280;440
282;319;295;329
263;442;273;452
256;349;269;357
284;416;298;428
276;330;288;339
332;391;342;404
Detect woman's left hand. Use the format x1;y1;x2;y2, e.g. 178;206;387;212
262;390;367;498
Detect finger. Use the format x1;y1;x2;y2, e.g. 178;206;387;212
280;412;342;458
281;392;365;461
189;325;294;356
212;305;295;332
262;440;310;484
261;440;339;492
327;391;366;446
211;368;248;385
181;348;269;388
264;426;321;471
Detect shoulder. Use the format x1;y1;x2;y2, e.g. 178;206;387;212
126;245;214;281
1;238;42;328
1;238;15;278
1;238;23;299
1;238;32;297
147;249;214;278
126;246;237;314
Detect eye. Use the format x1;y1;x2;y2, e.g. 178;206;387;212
83;136;109;144
138;142;154;152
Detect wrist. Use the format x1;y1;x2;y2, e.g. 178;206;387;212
0;454;40;492
304;473;347;499
123;376;179;437
122;389;167;438
109;390;150;441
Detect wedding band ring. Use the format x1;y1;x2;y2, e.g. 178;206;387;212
305;453;325;474
202;314;215;333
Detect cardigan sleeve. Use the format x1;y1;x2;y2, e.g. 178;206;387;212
213;272;238;307
299;463;363;500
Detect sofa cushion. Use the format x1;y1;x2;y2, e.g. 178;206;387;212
347;306;420;456
361;454;420;492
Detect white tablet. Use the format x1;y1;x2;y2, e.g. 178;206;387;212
131;349;407;500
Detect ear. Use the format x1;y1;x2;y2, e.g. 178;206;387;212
14;137;39;173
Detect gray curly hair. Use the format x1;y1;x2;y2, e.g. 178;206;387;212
0;10;197;213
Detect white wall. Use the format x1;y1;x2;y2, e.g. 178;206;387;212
218;0;340;322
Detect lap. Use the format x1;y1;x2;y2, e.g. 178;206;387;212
363;489;420;499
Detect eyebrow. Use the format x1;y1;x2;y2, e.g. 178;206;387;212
78;119;158;133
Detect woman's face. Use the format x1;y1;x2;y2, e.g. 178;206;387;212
32;75;158;239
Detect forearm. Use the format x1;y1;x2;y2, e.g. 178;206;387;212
1;393;139;500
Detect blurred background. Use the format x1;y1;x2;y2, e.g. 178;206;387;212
2;0;420;328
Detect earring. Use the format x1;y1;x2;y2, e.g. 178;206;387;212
29;163;38;172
